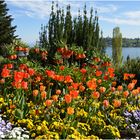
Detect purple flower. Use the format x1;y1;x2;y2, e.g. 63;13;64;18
124;111;132;117
1;120;6;126
130;123;138;130
1;127;6;132
0;124;3;128
135;110;140;118
6;122;12;130
132;111;138;118
135;117;140;121
125;117;131;123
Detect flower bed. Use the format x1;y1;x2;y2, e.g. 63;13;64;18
0;46;140;139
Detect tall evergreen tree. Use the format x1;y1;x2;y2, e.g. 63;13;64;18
48;1;55;46
39;24;49;49
0;0;17;55
94;11;100;49
82;4;89;50
54;3;60;41
64;5;72;45
76;9;83;46
98;30;106;54
87;7;93;50
72;17;77;43
60;8;64;40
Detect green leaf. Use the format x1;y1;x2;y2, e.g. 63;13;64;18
14;109;23;119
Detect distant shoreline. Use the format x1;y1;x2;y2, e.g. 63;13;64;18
105;37;140;48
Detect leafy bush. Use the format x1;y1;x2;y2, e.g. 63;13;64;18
115;57;140;87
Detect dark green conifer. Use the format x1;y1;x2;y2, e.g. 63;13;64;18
82;4;89;50
64;5;72;45
48;1;55;46
60;8;64;40
39;24;49;49
0;0;17;55
76;10;83;46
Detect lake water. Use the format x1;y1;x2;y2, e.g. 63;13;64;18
106;47;140;61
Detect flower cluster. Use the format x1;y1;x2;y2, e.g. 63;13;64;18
0;46;140;139
124;110;140;138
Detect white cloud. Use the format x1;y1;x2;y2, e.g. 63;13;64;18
100;16;140;26
96;4;118;13
100;9;140;26
124;11;140;19
7;0;118;19
7;0;52;19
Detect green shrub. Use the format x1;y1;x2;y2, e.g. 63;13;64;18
115;57;140;87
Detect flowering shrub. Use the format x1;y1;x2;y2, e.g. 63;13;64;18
0;46;140;139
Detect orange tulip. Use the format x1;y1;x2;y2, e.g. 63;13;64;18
70;90;79;99
59;65;65;71
64;75;73;83
129;74;135;79
99;87;106;93
7;63;13;69
96;70;102;77
68;86;73;91
65;94;72;104
132;79;137;84
10;104;16;109
123;90;129;98
137;87;140;92
12;81;21;89
113;99;121;108
86;79;97;91
108;67;114;73
14;71;24;82
71;83;79;90
57;75;64;82
111;87;116;92
0;78;5;84
117;85;123;91
51;95;58;102
23;73;30;79
1;68;10;78
67;107;74;115
35;76;41;82
104;75;108;80
128;83;135;91
80;68;87;74
79;85;85;92
56;89;61;95
41;91;47;99
97;79;102;84
45;100;53;107
40;85;46;92
103;100;109;108
92;91;100;99
131;89;139;96
46;70;55;79
21;81;28;90
33;90;39;97
112;81;117;87
27;68;35;76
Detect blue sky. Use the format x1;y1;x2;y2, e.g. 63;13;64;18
5;0;140;44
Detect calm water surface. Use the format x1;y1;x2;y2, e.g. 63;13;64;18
106;47;140;61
